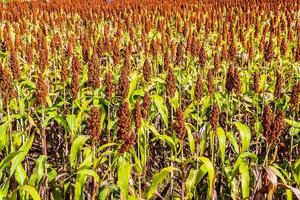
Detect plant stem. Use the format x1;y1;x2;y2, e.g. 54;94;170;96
181;140;184;200
290;111;295;165
170;98;174;196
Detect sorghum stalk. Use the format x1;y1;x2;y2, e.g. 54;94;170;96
105;70;113;178
210;103;219;164
290;83;300;164
234;68;242;120
134;101;142;197
88;53;100;88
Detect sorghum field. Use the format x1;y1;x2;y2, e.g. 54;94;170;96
0;0;300;199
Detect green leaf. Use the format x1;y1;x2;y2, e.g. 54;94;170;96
28;155;47;187
10;152;27;177
97;143;118;153
216;127;226;163
185;165;208;199
118;157;132;200
19;134;34;154
99;187;111;200
15;164;27;186
79;147;94;168
201;96;211;116
69;135;89;168
232;152;257;179
226;132;239;154
285;119;300;128
66;114;76;133
147;124;175;150
198;157;215;199
171;91;180;110
0;121;10;151
0;180;10;198
146;167;179;200
17;185;41;200
293;158;300;186
239;162;250;199
185;123;195;155
75;174;86;200
47;167;57;183
184;103;195;118
185;169;198;198
152;94;169;128
128;71;141;103
0;151;20;171
77;169;100;183
233;122;251;152
10;134;34;177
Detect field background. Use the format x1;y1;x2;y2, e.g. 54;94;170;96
0;0;300;199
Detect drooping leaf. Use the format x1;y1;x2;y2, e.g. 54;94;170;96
152;94;169;128
216;127;226;163
0;180;10;198
147;123;175;150
28;155;47;187
10;152;27;177
74;174;86;200
77;169;100;183
233;122;251;152
239;162;250;199
185;164;208;199
0;151;20;171
10;135;35;177
146;167;179;199
17;185;41;200
14;164;27;186
99;187;111;200
185;123;195;155
69;135;89;168
118;157;132;200
197;157;215;199
232;152;257;179
226;131;239;154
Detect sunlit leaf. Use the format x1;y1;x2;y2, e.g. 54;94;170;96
146;167;179;200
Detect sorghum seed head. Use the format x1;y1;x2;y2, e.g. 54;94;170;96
228;38;237;61
36;72;48;106
263;105;273;142
118;66;130;99
166;67;176;98
198;43;207;67
264;39;275;62
135;101;142;129
143;57;151;82
274;73;283;98
87;107;100;141
207;69;215;95
142;92;151;119
195;74;203;102
117;101;131;141
0;67;16;104
105;72;113;100
210;103;219;131
61;59;68;83
213;53;220;71
88;53;100;88
174;107;186;140
271;111;285;144
291;82;300;111
226;64;235;93
253;72;260;93
234;68;242;95
10;50;20;80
